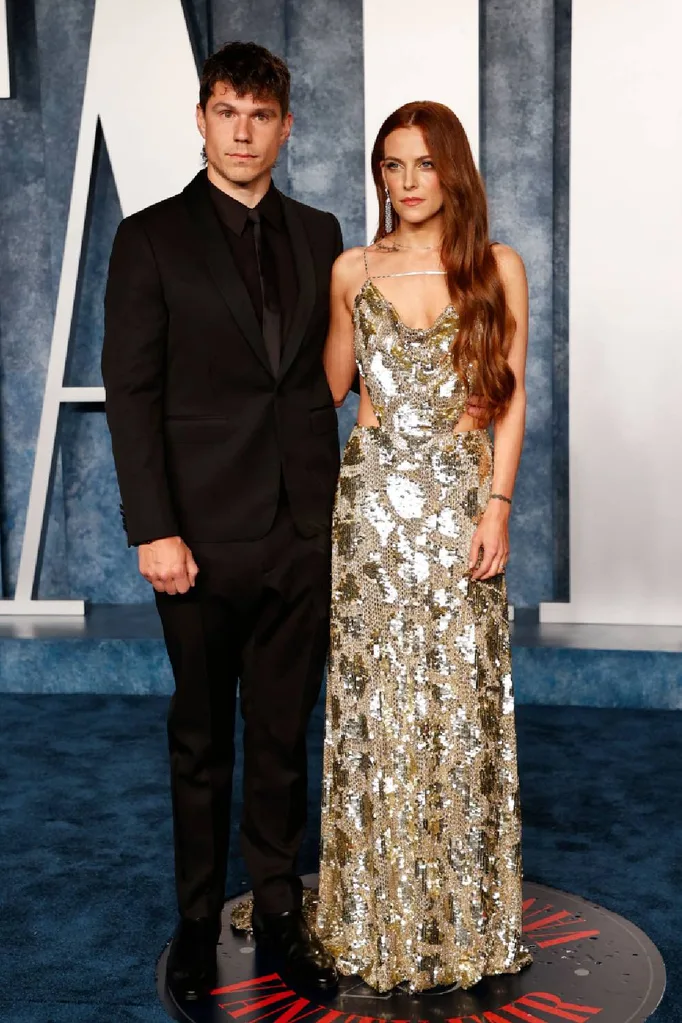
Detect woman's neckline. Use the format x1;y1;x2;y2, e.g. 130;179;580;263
357;278;457;334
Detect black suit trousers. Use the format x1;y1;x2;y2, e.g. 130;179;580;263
155;492;331;920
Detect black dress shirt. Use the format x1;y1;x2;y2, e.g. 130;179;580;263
207;179;298;345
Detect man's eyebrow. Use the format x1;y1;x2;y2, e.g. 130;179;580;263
212;101;278;114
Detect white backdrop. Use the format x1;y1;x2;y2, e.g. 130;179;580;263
541;0;682;626
0;0;9;98
362;0;479;241
4;0;682;628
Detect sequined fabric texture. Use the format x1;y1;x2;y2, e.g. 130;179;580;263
315;279;531;992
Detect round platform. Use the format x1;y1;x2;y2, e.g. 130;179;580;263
157;876;665;1023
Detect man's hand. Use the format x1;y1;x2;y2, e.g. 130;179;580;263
466;394;490;423
138;536;199;595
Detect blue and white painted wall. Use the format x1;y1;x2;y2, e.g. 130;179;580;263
0;0;680;633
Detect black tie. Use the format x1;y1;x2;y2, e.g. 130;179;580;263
247;207;281;375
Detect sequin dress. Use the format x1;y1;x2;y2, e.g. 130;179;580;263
315;259;531;993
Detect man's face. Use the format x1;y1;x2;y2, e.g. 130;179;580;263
196;83;293;188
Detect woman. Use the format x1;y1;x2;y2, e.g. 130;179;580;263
315;101;531;993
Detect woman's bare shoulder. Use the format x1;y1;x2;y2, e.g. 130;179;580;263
491;242;526;284
333;245;367;277
331;246;368;303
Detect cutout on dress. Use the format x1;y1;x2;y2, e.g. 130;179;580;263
357;377;381;428
453;411;479;434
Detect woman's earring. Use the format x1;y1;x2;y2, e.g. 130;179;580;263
384;186;393;234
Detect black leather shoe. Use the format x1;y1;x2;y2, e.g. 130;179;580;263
166;916;221;1003
253;909;338;993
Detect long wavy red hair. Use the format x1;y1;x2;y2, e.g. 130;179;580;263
371;101;515;421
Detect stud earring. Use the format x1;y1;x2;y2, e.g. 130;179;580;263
384;186;393;234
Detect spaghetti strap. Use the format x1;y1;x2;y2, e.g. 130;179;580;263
372;270;447;279
363;246;446;280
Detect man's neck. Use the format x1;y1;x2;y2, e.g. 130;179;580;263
206;163;273;209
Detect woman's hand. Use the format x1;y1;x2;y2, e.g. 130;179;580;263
468;501;510;581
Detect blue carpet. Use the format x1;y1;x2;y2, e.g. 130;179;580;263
0;695;678;1022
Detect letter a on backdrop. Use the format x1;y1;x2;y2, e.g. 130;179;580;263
0;0;199;615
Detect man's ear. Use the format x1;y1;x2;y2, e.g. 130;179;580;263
281;111;294;144
196;103;206;139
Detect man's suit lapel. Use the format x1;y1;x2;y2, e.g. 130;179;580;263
278;194;316;379
182;172;273;376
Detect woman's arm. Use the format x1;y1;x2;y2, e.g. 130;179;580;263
490;245;529;501
323;251;360;407
469;244;529;581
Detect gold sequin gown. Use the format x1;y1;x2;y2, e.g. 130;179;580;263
315;271;531;993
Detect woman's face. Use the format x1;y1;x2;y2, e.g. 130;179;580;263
381;126;444;227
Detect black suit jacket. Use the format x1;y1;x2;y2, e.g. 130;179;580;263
102;171;342;547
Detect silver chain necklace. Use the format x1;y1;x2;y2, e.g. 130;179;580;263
377;238;441;252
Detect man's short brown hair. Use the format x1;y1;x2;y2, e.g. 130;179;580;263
199;41;291;116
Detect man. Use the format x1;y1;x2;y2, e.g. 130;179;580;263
102;42;340;1002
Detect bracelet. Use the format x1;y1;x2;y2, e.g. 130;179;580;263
490;493;512;506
